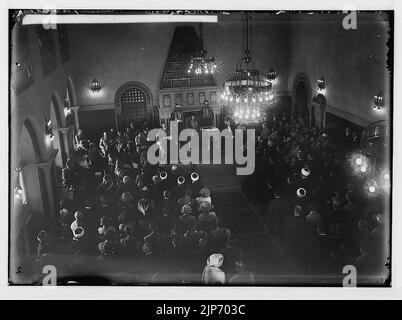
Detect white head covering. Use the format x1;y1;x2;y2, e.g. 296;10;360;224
296;188;307;198
201;253;225;284
207;253;224;268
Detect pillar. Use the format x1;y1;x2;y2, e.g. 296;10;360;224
55;126;73;163
70;106;80;132
37;162;58;228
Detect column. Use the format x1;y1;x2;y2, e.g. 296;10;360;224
70;106;80;132
37;162;58;228
55;126;73;163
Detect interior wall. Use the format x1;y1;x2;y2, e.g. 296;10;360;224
288;12;392;127
11;23;74;169
68;12;291;120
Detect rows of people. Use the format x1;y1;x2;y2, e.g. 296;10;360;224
35;121;251;284
245;112;388;278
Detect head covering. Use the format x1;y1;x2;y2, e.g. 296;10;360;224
207;253;224;268
199;187;210;198
181;204;193;215
123;176;131;184
74;227;85;239
296;188;306;198
191;172;199;182
301;168;311;178
177;176;185;186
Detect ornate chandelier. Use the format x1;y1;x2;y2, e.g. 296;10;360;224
222;12;273;124
187;23;217;75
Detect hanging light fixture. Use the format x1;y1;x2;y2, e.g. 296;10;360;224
222;12;273;124
267;68;277;81
317;77;325;92
64;96;72;116
187;23;217;75
44;118;54;140
373;91;384;111
90;78;102;93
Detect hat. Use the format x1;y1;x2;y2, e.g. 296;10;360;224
160;171;168;180
301;168;311;178
191;172;199;182
181;204;193;215
199;187;210;198
177;176;185;186
207;253;224;268
296;188;307;198
74;227;85;239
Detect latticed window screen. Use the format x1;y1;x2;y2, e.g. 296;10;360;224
121;88;147;122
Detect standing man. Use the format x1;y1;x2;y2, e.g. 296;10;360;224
170;104;184;132
201;100;214;128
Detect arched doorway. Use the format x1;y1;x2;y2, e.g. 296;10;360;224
121;87;147;126
114;81;153;129
292;73;312;124
295;81;309;117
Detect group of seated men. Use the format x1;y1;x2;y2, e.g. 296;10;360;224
34;120;242;284
244;111;388;277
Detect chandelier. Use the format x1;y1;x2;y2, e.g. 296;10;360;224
187;23;217;75
222;12;273;124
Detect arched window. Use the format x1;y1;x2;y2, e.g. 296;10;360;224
121;87;147;124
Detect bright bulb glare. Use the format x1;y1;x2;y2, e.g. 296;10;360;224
369;186;376;193
356;158;362;165
361;166;367;173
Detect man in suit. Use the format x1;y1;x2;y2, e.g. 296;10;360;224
201;101;214;128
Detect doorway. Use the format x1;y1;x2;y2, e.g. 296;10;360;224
295;81;309;117
121;87;147;127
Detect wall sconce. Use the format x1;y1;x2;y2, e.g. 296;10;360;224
14;167;26;203
267;68;277;81
317;77;325;92
64;96;72;116
373;91;384;111
367;179;378;195
44;118;54;140
90;78;102;93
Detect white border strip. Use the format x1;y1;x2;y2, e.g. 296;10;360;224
22;14;218;25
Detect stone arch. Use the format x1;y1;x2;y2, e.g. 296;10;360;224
50;91;65;128
66;76;78;108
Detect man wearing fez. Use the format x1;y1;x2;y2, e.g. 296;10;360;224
201;100;214;128
170;104;184;131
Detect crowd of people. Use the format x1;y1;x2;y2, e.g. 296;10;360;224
34;120;252;285
244;111;389;279
33;109;389;285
